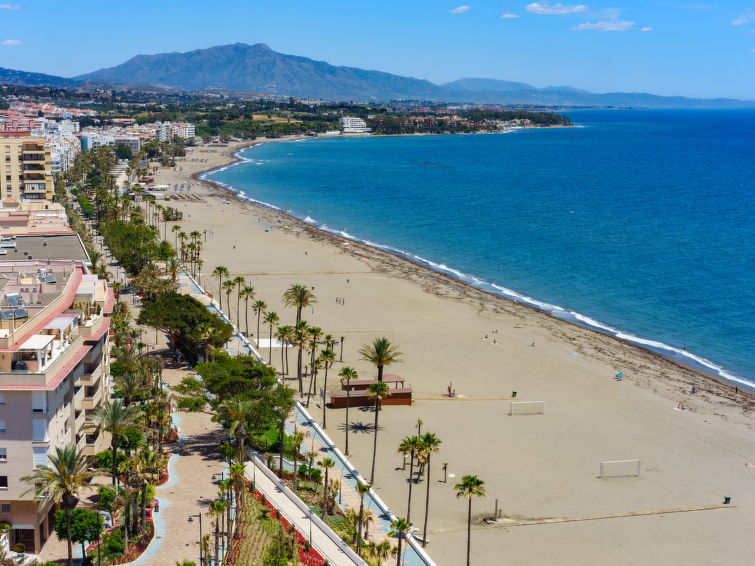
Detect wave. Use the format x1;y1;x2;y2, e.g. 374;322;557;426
205;148;753;391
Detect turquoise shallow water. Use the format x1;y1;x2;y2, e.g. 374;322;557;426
206;110;755;387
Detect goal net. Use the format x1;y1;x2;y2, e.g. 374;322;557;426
509;401;545;416
598;459;641;478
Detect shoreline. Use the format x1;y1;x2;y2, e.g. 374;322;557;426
191;137;753;399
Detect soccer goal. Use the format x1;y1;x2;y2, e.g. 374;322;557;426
598;459;641;478
509;401;545;416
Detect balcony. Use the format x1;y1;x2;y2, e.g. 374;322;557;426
80;385;102;410
76;363;102;387
76;432;87;452
83;429;102;456
74;410;86;433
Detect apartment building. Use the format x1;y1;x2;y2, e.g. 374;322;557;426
0;234;112;553
339;116;371;133
0;132;55;202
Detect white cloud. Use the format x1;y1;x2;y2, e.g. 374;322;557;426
641;26;654;32
0;4;21;9
449;5;470;14
751;48;755;53
731;9;755;26
500;12;520;19
571;20;635;31
526;2;587;15
1;39;22;45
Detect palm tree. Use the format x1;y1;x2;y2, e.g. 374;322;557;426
359;337;403;383
212;266;229;311
230;461;246;519
282;283;317;324
21;446;92;566
264;311;280;364
133;448;165;530
369;540;392;566
88;399;137;485
306;357;322;409
338;366;358;455
239;285;256;337
217;397;256;464
319;457;335;519
252;299;267;343
455;475;486;566
293;320;309;395
209;500;225;566
442;462;449;483
339;335;345;362
355;481;371;555
400;435;421;523
368;382;391;483
319;348;336;428
275;325;291;376
324;334;335;350
416;418;423;437
172;224;180;250
420;433;442;547
232;276;246;328
389;518;412;566
222;280;235;320
291;431;304;493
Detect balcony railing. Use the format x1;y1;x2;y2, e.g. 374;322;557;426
80;385;102;410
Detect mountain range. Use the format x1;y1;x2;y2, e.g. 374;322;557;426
2;43;753;109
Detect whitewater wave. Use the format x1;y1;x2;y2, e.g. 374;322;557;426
204;154;753;390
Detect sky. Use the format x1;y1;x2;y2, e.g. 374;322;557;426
1;1;754;99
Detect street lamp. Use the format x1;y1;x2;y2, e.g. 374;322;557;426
188;513;203;565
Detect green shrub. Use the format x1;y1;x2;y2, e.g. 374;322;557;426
94;449;127;470
308;468;322;483
118;427;143;452
297;464;308;477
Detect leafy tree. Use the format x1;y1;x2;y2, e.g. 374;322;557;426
115;144;133;160
88;399;137;485
359;337;403;383
282;283;317;324
419;432;442;547
455;475;486;566
54;508;102;560
339;366;358;455
389;517;412;566
97;486;117;525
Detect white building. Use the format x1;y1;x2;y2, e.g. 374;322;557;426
339;116;371;134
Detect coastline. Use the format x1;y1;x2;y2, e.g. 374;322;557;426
193;137;753;399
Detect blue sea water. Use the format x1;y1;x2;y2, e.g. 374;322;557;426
206;110;755;388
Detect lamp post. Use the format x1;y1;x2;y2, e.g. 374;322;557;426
188;513;203;565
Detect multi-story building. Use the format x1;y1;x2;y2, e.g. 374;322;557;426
155;121;196;141
339;116;371;133
0;132;55;202
0;234;112;553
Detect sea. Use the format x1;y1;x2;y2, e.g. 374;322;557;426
205;110;755;389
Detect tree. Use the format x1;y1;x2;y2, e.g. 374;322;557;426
88;399;137;485
339;335;345;362
232;276;246;328
319;457;335;519
115;144;133;160
291;431;304;493
282;283;317;324
216;397;256;463
455;475;486;566
369;540;392;566
54;508;102;560
359;337;403;383
212;266;229;311
252;299;266;343
264;311;280;364
21;446;92;566
339;367;358;455
355;481;371;555
368;382;391;484
420;432;442;547
389;518;412;566
399;435;421;523
239;285;256;337
222;280;235;320
319;348;336;428
293;320;309;395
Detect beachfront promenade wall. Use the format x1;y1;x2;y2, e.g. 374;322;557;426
181;273;437;566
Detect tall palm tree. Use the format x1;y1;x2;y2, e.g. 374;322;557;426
420;433;442;547
368;382;391;483
222;280;235;320
282;283;317;324
400;435;422;523
209;500;225;566
212;266;229;311
324;334;335;350
252;299;267;344
319;457;335;519
293;320;308;395
239;285;256;337
306;357;322;409
389;518;412;566
171;224;180;250
369;540;392;566
359;337;403;383
133;448;165;530
291;431;304;493
339;335;345;362
356;481;371;556
88;399;137;485
217;397;256;464
275;325;291;376
21;446;92;566
339;366;358;455
229;462;246;519
232;276;246;328
455;475;486;566
319;348;336;428
264;311;280;364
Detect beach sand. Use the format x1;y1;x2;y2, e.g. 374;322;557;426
151;141;754;565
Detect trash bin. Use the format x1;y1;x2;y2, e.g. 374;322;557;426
723;496;731;504
512;391;517;398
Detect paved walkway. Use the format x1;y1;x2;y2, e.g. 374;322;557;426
245;458;366;566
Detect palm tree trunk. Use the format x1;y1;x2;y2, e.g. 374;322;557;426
65;503;73;566
378;365;384;383
214;517;219;566
293;450;298;493
356;497;365;555
370;400;380;484
284;342;290;376
217;277;223;311
236;295;241;329
466;498;472;566
297;345;304;395
111;439;118;485
407;452;415;523
345;381;350;455
339;338;344;362
306;368;316;408
245;300;250;336
268;324;273;364
396;535;402;566
278;419;284;478
256;312;262;344
280;341;286;377
123;499;130;555
422;454;432;547
322;364;329;428
141;482;148;530
322;469;329;520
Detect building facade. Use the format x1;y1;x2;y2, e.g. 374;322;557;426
0;133;55;202
339;116;371;133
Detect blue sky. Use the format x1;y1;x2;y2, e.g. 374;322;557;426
1;1;753;99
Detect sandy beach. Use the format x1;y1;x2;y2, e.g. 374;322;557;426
150;140;754;565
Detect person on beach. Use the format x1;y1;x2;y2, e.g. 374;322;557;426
615;370;622;380
691;385;697;394
677;402;686;410
448;382;453;396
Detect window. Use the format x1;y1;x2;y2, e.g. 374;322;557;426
0;421;5;433
32;419;47;442
0;503;9;513
0;448;5;461
32;447;48;468
0;477;7;489
32;391;47;413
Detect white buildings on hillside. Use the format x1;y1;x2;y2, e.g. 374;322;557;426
339;116;371;134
